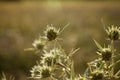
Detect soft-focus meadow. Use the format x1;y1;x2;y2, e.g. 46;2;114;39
0;0;120;80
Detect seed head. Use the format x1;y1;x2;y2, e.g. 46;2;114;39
44;24;60;41
106;25;120;40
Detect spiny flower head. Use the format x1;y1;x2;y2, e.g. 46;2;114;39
97;46;112;61
41;52;57;66
30;65;41;79
106;25;120;40
40;65;52;78
32;36;47;50
30;65;52;79
44;24;60;41
41;48;64;66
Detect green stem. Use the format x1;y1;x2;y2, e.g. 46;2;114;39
57;63;70;77
111;40;115;76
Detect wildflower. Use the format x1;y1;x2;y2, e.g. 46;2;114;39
44;24;60;41
106;25;120;40
30;65;52;79
32;36;47;50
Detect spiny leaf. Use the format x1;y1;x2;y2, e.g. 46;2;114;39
93;39;103;50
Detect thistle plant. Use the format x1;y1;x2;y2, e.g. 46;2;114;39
85;25;120;80
27;24;120;80
27;24;80;80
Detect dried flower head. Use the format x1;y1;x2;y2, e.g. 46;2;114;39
106;25;120;40
97;47;112;61
44;24;60;41
32;36;47;50
30;65;52;79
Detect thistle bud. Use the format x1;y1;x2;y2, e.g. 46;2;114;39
100;48;112;61
97;47;112;62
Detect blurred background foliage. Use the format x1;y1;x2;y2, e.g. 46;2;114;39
0;0;120;2
0;0;120;80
